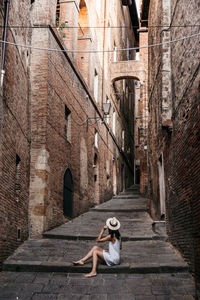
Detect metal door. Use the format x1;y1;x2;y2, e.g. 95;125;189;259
63;169;73;217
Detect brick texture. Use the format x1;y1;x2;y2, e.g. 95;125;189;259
0;0;137;266
0;1;30;267
147;0;200;295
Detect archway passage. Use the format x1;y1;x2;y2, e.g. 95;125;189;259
110;60;146;84
63;169;74;218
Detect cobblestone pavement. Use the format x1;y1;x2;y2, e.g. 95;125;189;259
1;186;196;299
0;271;195;299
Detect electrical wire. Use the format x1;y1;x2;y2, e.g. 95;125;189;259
0;25;200;29
0;32;199;53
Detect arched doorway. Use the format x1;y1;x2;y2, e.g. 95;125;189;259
63;169;74;218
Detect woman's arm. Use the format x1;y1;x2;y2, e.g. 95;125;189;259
96;225;111;242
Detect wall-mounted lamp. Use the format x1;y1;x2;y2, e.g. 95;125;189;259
86;102;111;129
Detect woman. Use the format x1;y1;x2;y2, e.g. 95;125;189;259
73;217;122;278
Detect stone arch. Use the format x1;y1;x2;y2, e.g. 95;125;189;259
112;75;141;84
110;60;147;84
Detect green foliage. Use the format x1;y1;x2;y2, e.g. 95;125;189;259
56;17;69;39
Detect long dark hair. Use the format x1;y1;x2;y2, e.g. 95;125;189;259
108;229;121;240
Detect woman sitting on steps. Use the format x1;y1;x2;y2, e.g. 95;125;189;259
73;217;122;278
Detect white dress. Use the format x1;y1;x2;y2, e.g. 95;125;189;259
103;238;121;266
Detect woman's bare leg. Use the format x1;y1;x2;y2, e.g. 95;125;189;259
73;246;103;265
85;249;105;278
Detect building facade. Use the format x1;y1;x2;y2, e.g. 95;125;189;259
141;0;200;295
0;0;141;267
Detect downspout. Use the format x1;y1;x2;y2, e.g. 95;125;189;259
1;0;10;87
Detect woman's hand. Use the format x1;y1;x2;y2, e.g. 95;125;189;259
103;225;108;230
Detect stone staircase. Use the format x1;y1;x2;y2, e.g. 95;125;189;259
3;185;189;275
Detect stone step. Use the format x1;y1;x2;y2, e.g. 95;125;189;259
43;232;166;241
113;195;140;199
3;260;189;274
3;239;189;274
90;208;147;212
92;198;147;210
42;211;156;241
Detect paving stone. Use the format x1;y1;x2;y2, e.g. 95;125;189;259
152;286;171;295
58;295;90;300
155;296;195;300
31;293;58;300
33;273;52;284
107;294;136;300
135;296;156;300
89;295;107;300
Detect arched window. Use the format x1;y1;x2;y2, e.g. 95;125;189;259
63;169;74;217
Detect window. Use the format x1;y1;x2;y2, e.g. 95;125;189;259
95;130;98;148
127;38;130;60
56;0;60;27
113;43;117;62
15;154;21;202
112;109;116;135
122;79;126;92
94;69;98;102
106;96;110;124
96;0;101;18
122;130;125;151
108;23;111;49
136;50;140;60
122;24;125;45
65;106;71;142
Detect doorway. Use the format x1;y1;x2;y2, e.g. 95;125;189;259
158;153;166;217
63;168;74;218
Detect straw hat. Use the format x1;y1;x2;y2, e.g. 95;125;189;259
106;217;120;230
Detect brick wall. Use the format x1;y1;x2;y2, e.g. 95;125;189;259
147;0;200;295
0;0;136;265
0;1;30;267
167;0;200;294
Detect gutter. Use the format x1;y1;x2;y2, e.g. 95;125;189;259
1;0;10;87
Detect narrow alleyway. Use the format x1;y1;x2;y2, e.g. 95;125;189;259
1;186;195;299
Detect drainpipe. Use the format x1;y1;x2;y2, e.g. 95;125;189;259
1;0;10;87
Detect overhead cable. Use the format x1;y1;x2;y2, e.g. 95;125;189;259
0;32;199;53
0;25;200;29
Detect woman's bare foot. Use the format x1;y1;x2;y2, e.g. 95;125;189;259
84;272;97;278
73;260;84;265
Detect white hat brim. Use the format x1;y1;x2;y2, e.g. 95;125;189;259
106;217;120;230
